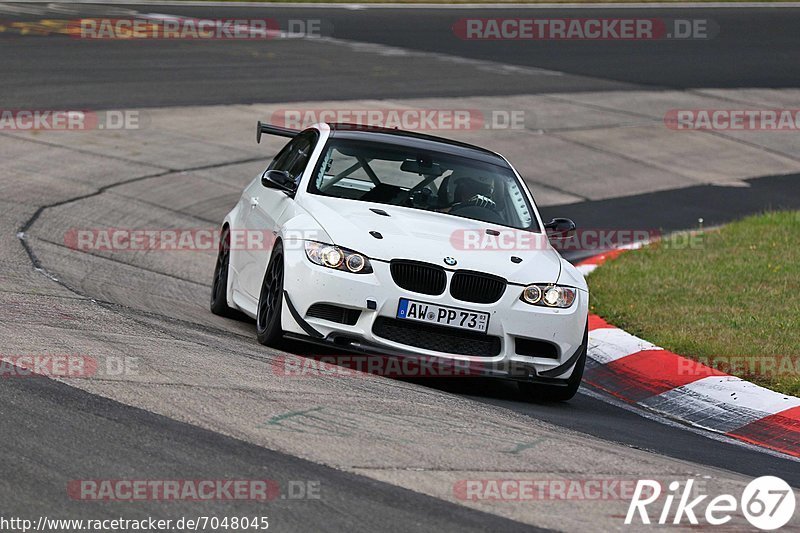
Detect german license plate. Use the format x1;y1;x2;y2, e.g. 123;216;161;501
396;298;489;333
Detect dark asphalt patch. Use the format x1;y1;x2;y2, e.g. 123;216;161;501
542;173;800;263
0;370;544;532
417;377;800;487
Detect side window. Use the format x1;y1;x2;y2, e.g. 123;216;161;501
267;142;294;172
267;130;318;182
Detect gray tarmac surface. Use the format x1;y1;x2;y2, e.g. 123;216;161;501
2;3;800;531
2;3;800;108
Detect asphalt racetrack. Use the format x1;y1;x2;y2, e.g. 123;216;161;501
3;4;800;108
1;3;800;531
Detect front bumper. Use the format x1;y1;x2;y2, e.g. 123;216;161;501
281;250;589;380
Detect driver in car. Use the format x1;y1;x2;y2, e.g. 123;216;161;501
440;177;497;212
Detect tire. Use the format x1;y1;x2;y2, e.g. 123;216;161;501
256;241;284;346
210;226;235;317
518;323;588;402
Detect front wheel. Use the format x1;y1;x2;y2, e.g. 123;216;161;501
518;324;588;402
256;242;284;346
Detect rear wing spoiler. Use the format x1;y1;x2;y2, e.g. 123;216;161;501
256;121;299;143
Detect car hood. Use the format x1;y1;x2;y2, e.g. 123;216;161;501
298;195;562;285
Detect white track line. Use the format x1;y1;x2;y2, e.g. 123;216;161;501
579;386;800;462
588;328;660;364
676;375;800;415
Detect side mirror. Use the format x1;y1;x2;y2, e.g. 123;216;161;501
544;218;576;240
262;169;296;194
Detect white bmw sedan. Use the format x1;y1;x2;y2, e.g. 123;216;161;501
211;122;589;400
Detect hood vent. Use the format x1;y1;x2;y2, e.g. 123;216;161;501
370;208;390;217
369;231;383;239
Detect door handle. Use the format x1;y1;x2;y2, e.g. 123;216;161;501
250;197;259;208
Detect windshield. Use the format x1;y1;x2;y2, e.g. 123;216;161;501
308;138;539;231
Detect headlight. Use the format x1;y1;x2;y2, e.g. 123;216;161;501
520;284;576;308
321;247;343;268
305;241;373;274
346;253;366;273
522;285;542;304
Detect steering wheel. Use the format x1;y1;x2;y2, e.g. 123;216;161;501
449;203;505;225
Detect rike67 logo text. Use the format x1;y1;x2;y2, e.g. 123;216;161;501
626;476;795;530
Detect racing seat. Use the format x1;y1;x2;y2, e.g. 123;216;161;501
360;183;404;204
